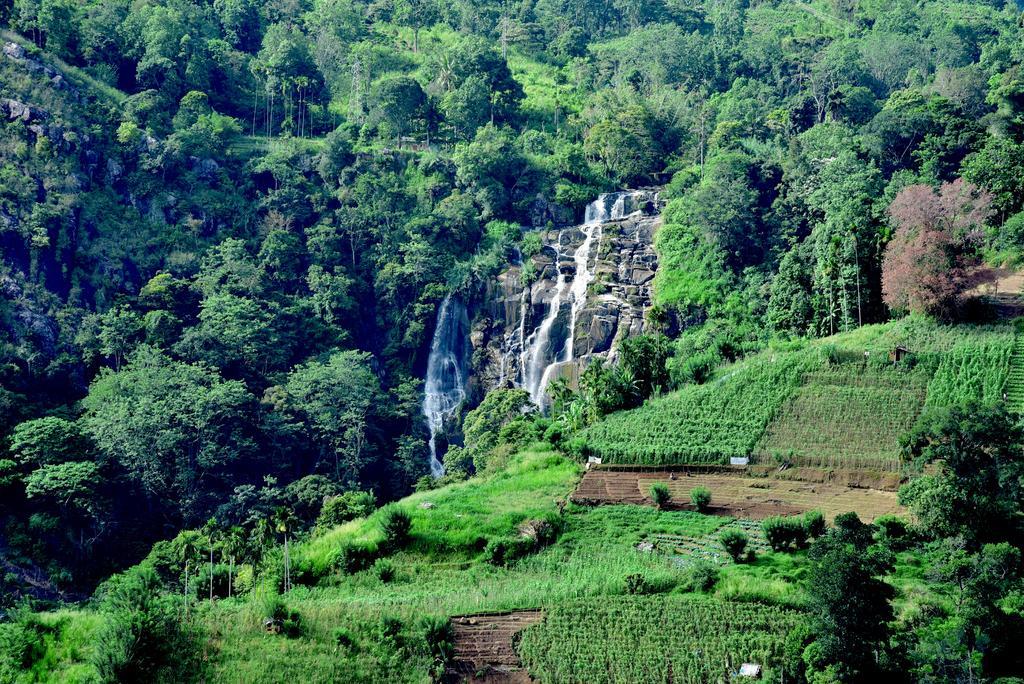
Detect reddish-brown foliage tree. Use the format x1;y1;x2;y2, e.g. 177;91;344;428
882;179;994;318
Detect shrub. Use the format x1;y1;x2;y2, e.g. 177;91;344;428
719;530;749;562
90;565;189;679
316;490;376;530
804;510;826;539
336;542;378;574
875;515;912;550
763;517;791;551
690;486;711;512
380;507;412;552
332;627;356;649
414;475;438;492
483;536;535;567
543;421;565;447
419;615;454;663
441;445;473;477
792;521;810;549
0;609;47;679
374;559;396;583
233;564;255;595
483;538;511;566
762;516;810;552
261;595;303;638
624;573;651;595
683;561;720;593
649;482;671;508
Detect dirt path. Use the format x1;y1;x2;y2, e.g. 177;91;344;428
572;468;904;522
972;268;1024;318
449;610;544;683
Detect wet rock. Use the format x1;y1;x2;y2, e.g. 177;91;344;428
3;42;26;60
469;191;664;398
105;159;123;183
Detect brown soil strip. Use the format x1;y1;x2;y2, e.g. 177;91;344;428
572;468;904;522
449;610;544;683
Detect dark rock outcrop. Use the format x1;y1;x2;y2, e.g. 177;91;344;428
467;191;663;402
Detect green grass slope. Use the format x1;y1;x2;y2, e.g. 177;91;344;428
580;318;1016;470
193;448;813;682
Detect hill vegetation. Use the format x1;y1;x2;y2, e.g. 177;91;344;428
579;318;1017;470
2;0;1024;680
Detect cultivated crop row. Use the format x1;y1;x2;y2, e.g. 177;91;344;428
517;595;801;683
755;370;928;471
924;336;1014;409
580;354;811;464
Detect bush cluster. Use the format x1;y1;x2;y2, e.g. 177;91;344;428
762;511;826;552
719;530;750;562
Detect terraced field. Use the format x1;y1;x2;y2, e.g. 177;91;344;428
754;367;930;471
648;519;772;566
578;353;812;465
1005;336;1024;413
580;321;1019;477
517;596;802;683
572;467;903;521
450;611;544;682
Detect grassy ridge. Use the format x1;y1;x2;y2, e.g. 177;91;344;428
293;446;580;577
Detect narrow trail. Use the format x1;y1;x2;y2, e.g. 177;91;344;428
976;269;1024;318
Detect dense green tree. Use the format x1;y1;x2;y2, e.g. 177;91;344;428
899;403;1023;545
9;417;93;468
372;75;428;144
803;513;898;681
278;350;382;483
454;124;533;219
462;388;536;470
584;105;663;185
82;346;257;523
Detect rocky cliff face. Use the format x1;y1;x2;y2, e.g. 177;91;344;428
467;191;662;404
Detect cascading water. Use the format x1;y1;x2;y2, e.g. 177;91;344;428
422;295;470;476
518;191;653;406
521;230;570;405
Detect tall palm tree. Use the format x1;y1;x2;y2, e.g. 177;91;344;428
273;507;296;593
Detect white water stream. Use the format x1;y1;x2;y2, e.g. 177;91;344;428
421;295;469;476
421;191;656;474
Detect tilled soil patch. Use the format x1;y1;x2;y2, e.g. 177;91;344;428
572;468;903;521
449;610;544;683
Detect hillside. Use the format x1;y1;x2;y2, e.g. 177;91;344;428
580;318;1017;473
3;0;1024;679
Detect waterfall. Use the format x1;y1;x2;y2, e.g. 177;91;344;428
422;295;470;477
521;229;570;404
517;190;658;406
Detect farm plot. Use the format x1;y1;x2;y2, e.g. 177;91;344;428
754;366;930;472
579;353;811;465
924;336;1013;409
648;519;772;567
517;595;802;683
450;610;544;682
572;468;903;521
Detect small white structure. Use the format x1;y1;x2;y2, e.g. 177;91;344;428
738;663;762;678
730;457;750;466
